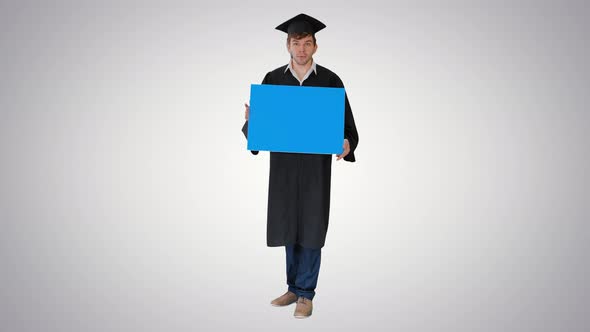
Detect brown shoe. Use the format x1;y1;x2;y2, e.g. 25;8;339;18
270;291;298;307
294;297;313;318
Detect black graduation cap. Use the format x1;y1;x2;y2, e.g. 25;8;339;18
275;13;326;34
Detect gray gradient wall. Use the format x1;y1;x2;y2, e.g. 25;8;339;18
1;1;588;331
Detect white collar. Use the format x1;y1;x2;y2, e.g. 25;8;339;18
284;59;317;85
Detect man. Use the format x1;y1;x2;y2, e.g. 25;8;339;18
241;13;359;319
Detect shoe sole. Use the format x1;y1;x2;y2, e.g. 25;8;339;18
294;314;311;319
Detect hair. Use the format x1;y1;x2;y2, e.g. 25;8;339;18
287;32;317;46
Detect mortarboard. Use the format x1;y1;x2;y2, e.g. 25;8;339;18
275;13;326;34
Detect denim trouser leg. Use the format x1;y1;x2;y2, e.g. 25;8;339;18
285;244;322;300
286;244;298;295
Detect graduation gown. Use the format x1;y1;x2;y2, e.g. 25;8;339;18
242;63;359;249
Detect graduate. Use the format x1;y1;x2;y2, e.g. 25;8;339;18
241;13;359;319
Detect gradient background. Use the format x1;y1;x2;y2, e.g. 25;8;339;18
1;1;588;331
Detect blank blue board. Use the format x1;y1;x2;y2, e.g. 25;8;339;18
247;84;345;154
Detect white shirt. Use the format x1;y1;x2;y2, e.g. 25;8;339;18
284;59;317;85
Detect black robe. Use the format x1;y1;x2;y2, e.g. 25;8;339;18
242;63;359;249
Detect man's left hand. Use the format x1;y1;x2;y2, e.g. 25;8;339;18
336;139;350;161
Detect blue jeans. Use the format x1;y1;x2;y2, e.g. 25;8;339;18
285;244;321;300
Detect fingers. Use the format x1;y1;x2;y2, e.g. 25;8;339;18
244;103;250;120
336;148;350;161
337;139;350;160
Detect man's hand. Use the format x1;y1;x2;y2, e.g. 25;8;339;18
336;138;350;161
244;103;250;120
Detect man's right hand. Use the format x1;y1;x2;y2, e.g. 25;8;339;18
244;103;250;120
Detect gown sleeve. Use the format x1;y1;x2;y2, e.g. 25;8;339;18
242;72;272;155
332;75;359;162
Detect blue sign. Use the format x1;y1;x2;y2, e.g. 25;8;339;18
247;84;345;154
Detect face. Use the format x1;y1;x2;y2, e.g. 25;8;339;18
287;35;317;66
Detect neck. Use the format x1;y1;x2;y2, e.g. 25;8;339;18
291;58;313;73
